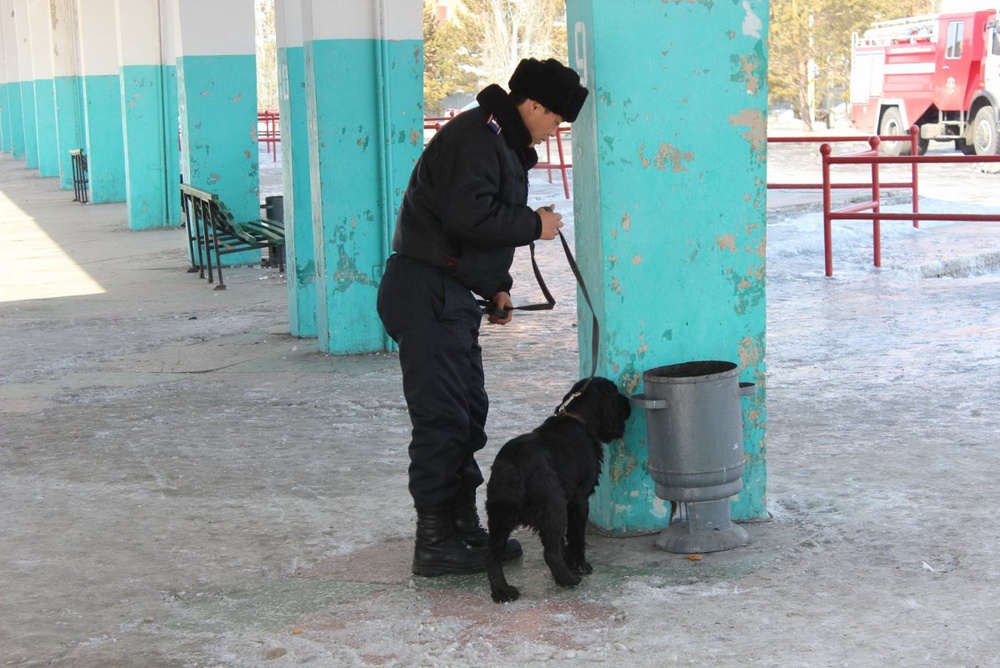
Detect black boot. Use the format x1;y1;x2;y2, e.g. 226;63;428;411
412;503;487;577
453;496;523;560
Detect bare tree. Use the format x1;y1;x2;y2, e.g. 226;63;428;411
461;0;567;86
256;0;278;112
769;0;931;129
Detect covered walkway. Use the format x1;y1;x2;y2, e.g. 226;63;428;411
2;151;1000;666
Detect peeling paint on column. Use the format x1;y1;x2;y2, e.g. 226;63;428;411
638;142;694;172
333;246;378;292
739;334;765;378
730;265;765;315
608;438;639;485
740;0;763;38
731;52;762;95
331;215;377;293
729;108;766;162
620;369;642;397
716;233;737;252
297;260;317;287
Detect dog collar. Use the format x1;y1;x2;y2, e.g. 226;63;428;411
555;391;582;415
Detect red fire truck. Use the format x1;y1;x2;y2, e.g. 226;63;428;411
850;8;1000;155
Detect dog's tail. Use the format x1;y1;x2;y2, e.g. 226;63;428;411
485;460;527;515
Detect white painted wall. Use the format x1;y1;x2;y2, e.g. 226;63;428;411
276;0;303;49
48;0;80;78
159;0;179;64
13;0;33;80
27;0;52;78
0;23;6;86
306;0;421;42
115;0;163;67
174;0;254;57
0;0;15;83
74;0;120;76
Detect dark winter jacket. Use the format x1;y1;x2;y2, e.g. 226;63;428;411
391;85;543;299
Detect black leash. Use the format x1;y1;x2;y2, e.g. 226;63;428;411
477;239;555;315
479;229;601;399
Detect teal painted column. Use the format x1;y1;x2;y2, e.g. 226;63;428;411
82;73;126;202
303;0;423;354
160;62;181;226
276;0;316;338
53;75;84;187
175;0;259;265
117;0;176;229
18;80;36;167
28;0;58;177
50;0;84;191
32;78;58;176
0;81;7;152
566;0;769;533
77;0;126;203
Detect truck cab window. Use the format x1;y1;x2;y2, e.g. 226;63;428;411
946;20;964;58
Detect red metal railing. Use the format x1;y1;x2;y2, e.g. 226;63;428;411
820;137;1000;276
768;129;919;276
767;128;920;214
423;112;457;133
258;110;281;162
535;124;572;199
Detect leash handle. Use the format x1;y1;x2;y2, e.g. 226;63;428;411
478;239;556;315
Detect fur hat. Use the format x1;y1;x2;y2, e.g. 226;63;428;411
508;58;589;123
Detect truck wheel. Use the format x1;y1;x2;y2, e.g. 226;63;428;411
972;106;1000;155
956;138;976;155
878;107;909;156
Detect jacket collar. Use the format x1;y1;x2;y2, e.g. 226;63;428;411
476;84;539;171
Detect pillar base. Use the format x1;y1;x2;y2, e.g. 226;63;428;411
653;499;749;554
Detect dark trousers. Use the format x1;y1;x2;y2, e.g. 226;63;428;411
377;254;488;509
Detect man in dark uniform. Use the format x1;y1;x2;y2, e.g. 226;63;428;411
377;58;589;576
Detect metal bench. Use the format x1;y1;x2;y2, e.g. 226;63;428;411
180;183;285;290
69;149;88;203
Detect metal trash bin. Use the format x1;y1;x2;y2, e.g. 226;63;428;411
631;360;755;554
263;195;284;223
261;195;285;269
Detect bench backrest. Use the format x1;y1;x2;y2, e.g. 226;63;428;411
180;184;283;245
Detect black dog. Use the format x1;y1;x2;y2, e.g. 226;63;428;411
485;377;632;603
